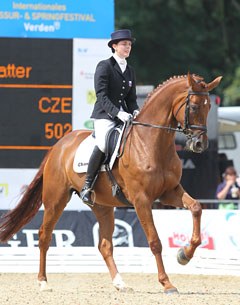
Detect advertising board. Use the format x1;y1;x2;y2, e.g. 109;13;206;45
1;209;240;257
72;38;111;130
0;0;114;39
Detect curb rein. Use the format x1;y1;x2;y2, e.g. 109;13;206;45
119;90;210;157
133;90;210;138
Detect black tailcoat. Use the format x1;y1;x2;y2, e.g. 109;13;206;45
91;56;139;120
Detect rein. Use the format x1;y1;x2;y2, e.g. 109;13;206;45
118;90;210;158
132;121;182;133
133;90;209;137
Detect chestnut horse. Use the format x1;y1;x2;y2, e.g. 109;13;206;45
0;74;221;294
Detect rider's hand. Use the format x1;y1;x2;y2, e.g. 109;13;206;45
117;111;132;122
133;109;140;118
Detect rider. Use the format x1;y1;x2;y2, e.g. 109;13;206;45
80;29;140;207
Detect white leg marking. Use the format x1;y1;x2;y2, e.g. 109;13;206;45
38;280;52;292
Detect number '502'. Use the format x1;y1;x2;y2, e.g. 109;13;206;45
45;123;72;140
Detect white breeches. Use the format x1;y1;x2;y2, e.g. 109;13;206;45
94;119;117;153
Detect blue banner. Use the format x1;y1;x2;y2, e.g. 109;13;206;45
0;0;114;38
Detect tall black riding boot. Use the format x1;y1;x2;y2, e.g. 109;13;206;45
80;146;105;207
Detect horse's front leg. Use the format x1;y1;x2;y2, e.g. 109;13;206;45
92;205;131;292
134;200;178;294
161;184;202;265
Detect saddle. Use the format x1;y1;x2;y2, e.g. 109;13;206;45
73;121;133;207
104;123;124;163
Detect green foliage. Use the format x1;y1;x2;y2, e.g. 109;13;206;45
223;67;240;106
115;0;240;105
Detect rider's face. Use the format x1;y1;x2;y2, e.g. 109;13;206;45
113;40;132;59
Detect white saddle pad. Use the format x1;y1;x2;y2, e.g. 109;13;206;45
73;126;124;173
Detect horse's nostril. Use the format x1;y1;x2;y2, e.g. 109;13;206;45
194;140;202;149
187;138;204;153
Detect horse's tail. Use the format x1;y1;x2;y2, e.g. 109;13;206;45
0;149;52;243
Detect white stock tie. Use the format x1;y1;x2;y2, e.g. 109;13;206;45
119;59;127;72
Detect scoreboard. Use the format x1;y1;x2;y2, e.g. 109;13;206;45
0;0;114;212
0;38;72;168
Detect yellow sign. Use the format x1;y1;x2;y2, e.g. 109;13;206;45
0;183;8;196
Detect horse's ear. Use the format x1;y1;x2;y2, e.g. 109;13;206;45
187;72;192;86
187;72;198;90
207;76;223;92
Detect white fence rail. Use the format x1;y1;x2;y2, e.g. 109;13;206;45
1;210;240;276
0;247;240;276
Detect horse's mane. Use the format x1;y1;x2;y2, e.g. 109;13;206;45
142;74;204;109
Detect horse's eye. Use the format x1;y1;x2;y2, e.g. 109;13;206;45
190;104;199;112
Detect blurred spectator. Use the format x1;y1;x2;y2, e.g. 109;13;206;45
215;166;240;209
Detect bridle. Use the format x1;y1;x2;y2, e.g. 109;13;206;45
132;90;210;139
119;90;210;157
174;90;209;138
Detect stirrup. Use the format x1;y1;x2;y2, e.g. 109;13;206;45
80;188;94;207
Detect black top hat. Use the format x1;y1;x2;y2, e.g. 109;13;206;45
108;29;135;48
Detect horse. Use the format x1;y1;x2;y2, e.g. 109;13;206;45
0;73;222;294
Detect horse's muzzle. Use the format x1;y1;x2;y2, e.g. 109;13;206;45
185;136;208;153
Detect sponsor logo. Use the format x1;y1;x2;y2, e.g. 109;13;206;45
0;183;8;197
93;219;134;247
86;89;96;105
6;229;76;247
78;162;88;167
78;47;88;54
181;158;196;169
79;70;94;79
84;120;94;130
168;230;214;250
225;212;240;250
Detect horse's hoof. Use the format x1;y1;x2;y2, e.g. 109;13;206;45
113;283;134;293
113;273;133;292
38;280;52;292
119;286;134;293
164;287;179;295
177;247;190;265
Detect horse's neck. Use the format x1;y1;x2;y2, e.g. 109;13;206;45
140;80;186;127
133;80;187;152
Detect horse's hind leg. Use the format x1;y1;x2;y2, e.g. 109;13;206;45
38;184;71;291
161;184;202;264
92;205;131;291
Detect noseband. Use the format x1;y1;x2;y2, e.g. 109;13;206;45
132;90;210;139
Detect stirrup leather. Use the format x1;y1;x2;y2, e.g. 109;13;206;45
80;187;94;207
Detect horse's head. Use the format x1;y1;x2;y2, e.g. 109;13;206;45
173;73;222;153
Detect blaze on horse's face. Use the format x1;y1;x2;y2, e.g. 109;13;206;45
178;74;222;154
